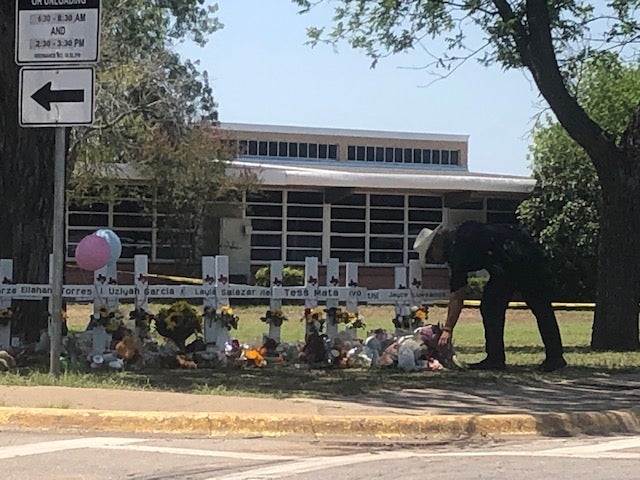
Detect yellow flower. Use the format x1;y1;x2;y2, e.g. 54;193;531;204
165;312;179;331
415;310;427;320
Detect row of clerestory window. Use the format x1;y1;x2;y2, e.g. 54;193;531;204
237;139;460;165
238;140;338;159
347;145;459;165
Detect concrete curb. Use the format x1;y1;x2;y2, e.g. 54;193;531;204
0;407;639;438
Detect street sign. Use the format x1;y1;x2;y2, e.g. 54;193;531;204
19;66;95;127
15;0;101;65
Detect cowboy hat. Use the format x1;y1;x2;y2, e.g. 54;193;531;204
413;224;444;266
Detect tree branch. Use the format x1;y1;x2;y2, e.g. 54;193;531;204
492;0;618;169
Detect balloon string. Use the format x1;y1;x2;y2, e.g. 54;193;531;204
93;283;104;308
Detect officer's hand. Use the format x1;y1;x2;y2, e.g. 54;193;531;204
438;330;452;348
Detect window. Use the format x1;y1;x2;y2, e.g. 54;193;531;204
369;194;405;264
67;189;162;262
308;143;318;158
247;190;283;203
288;191;323;204
247;190;283;262
244;190;446;266
385;148;394;162
299;143;308;158
241;138;463;168
285;190;323;261
366;146;375;162
67;201;108;227
289;142;298;157
330;193;365;262
487;197;520;225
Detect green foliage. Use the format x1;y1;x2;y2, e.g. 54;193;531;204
518;55;640;300
466;275;488;300
292;1;633;73
254;266;305;287
69;0;257;259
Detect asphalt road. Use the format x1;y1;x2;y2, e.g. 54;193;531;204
1;432;639;479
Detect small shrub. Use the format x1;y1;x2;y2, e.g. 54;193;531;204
254;266;304;287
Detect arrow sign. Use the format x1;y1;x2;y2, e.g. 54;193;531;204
19;67;94;127
31;82;85;112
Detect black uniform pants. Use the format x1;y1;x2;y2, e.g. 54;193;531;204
479;273;564;364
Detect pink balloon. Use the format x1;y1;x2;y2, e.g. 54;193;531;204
75;234;111;271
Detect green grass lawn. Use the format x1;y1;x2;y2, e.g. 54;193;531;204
0;303;637;398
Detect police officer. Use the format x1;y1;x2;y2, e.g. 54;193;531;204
414;221;567;372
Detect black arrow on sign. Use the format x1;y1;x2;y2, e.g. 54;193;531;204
31;82;84;111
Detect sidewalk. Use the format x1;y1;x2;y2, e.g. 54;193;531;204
0;373;639;438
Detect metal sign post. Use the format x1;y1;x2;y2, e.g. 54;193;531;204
15;0;101;375
49;127;66;376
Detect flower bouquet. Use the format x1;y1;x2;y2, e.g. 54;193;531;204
129;308;154;330
260;308;288;327
325;307;361;326
344;311;366;330
154;300;202;350
393;305;428;330
301;307;324;333
203;305;239;331
0;307;12;326
91;305;125;333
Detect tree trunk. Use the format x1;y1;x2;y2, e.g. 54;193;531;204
591;107;640;350
1;5;56;343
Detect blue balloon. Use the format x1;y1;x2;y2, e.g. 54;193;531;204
95;229;122;265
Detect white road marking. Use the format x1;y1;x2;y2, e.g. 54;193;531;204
1;435;640;480
0;437;144;460
204;437;640;479
101;444;298;461
204;451;418;480
536;437;640;455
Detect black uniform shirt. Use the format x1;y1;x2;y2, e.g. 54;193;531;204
443;221;547;292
